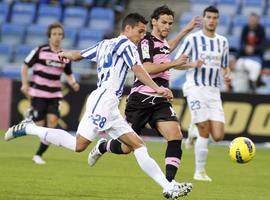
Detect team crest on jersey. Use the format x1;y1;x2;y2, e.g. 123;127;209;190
141;40;150;59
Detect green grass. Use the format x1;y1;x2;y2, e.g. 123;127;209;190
0;130;269;200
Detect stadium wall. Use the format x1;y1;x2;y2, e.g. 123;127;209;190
7;80;270;142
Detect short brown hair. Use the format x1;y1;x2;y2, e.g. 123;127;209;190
47;22;64;38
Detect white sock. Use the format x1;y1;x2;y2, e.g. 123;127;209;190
195;136;209;172
134;146;170;190
26;124;76;151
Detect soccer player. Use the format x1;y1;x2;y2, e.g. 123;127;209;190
175;6;231;181
5;13;192;199
88;5;202;183
20;22;80;164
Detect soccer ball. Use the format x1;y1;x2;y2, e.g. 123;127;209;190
229;137;256;163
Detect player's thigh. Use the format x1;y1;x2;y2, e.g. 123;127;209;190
186;94;209;123
118;132;145;151
125;93;152;133
196;121;211;138
46;98;61;128
209;120;224;141
31;97;47;121
156;121;182;140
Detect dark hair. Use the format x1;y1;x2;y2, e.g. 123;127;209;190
203;5;219;17
47;22;64;38
121;13;148;31
150;5;174;28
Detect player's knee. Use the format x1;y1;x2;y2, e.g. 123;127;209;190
197;123;209;134
75;145;87;152
212;134;224;142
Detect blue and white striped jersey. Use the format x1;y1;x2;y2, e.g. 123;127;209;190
80;35;141;98
175;30;229;93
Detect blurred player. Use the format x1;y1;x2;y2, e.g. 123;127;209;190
175;6;231;181
21;22;80;164
88;5;202;183
5;13;192;199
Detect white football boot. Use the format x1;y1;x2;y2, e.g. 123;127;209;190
88;138;107;166
185;123;199;150
193;170;212;182
163;180;193;199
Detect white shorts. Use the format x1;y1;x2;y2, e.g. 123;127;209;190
185;86;225;124
76;88;134;141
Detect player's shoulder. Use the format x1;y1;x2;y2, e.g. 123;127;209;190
185;30;201;40
215;33;228;43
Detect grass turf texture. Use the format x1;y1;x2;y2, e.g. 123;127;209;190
0;130;269;200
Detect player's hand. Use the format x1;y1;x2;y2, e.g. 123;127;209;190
183;16;202;32
174;54;189;66
223;73;231;85
20;84;30;97
71;82;80;92
58;51;69;63
156;87;173;100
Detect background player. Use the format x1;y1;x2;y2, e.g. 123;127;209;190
175;6;231;181
21;22;80;164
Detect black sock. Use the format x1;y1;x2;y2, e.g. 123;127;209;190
165;140;182;182
99;139;125;154
35;142;49;156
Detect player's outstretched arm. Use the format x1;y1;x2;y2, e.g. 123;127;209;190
168;16;201;52
173;59;204;70
132;64;173;100
58;51;83;61
143;54;189;74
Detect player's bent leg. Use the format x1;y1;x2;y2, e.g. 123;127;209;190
75;134;91;152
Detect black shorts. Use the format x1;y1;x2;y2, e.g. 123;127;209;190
125;92;178;133
29;97;61;121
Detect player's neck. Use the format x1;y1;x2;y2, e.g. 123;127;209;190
202;29;215;38
151;31;165;41
50;44;61;52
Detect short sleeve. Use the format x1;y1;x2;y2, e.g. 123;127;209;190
80;43;99;62
175;36;192;59
24;47;39;67
137;37;154;63
221;39;229;68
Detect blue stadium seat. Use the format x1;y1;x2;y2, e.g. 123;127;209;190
241;0;266;16
0;2;9;24
227;35;240;51
63;6;88;28
62;27;77;49
216;0;240;15
0;43;12;67
25;24;47;46
231;15;248;37
88;7;115;34
0;23;25;46
179;12;193;30
12;44;33;64
216;14;231;35
10;2;36;25
77;28;104;49
260;16;270;40
189;0;215;15
36;4;62;26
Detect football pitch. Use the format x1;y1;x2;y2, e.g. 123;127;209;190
0;130;269;200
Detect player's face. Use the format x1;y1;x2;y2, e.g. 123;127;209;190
127;22;146;45
203;12;219;32
152;14;174;39
49;27;64;48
